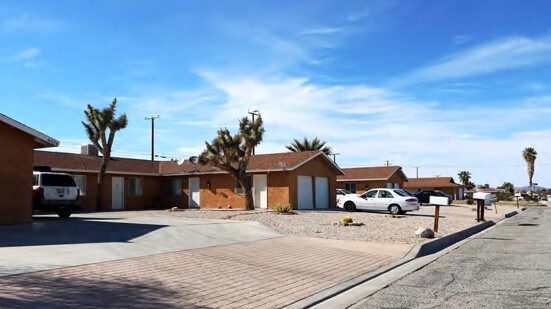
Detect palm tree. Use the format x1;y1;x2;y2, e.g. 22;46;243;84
522;147;537;195
500;182;515;194
199;114;265;210
286;137;332;156
458;170;471;188
82;98;128;211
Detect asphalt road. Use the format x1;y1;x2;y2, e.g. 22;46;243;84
353;207;551;309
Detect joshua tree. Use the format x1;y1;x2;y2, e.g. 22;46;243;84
199;114;265;210
286;137;332;156
522;147;537;195
82;98;128;211
458;170;471;188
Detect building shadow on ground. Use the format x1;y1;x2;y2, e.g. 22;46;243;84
0;217;168;248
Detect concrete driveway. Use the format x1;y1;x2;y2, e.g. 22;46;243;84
0;211;281;276
0;211;410;308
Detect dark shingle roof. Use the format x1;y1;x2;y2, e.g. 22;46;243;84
338;166;405;181
35;150;343;176
403;177;463;188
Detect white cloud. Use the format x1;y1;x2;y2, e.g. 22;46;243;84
11;47;41;61
191;72;551;187
400;35;551;84
8;47;42;69
299;27;343;35
2;15;65;33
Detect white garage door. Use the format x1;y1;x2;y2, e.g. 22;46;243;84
297;176;314;210
315;177;329;209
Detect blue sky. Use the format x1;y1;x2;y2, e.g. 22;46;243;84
2;0;551;187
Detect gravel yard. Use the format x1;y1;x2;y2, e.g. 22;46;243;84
167;204;523;245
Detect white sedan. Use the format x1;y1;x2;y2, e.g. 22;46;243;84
337;188;420;214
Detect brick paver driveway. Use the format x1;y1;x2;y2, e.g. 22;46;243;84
0;236;407;309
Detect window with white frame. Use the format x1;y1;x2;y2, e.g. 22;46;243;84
73;175;87;195
128;178;143;197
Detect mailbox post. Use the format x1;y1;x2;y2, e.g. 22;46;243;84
514;193;521;209
473;192;491;222
429;196;450;233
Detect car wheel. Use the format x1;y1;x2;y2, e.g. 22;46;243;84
389;204;402;215
57;208;72;218
344;201;356;212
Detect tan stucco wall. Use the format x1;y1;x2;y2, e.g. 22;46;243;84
194;156;337;209
199;174;246;209
289;156;338;209
0;122;34;224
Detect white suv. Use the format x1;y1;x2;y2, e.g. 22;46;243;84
33;171;80;218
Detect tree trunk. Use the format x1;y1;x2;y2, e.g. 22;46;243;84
528;163;534;195
244;183;254;210
96;156;108;211
237;173;254;210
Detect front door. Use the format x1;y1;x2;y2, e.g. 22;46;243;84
111;177;124;210
253;174;268;209
189;177;200;208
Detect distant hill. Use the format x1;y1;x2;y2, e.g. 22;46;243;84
515;186;548;192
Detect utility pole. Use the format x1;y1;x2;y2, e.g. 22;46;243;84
385;160;391;167
332;153;340;163
416;166;419;178
145;115;159;161
248;109;260;155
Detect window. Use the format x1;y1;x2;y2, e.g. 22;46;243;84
378;190;394;198
128;178;143;197
170;178;182;196
394;189;414;197
42;174;77;187
344;183;356;193
33;174;39;186
235;176;252;195
362;190;378;198
73;175;87;195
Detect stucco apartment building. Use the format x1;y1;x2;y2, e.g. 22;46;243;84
403;177;465;200
34;149;343;211
337;166;408;194
0;114;58;224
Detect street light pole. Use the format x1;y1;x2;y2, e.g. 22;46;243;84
332;153;340;163
145;115;159;161
248;109;260;155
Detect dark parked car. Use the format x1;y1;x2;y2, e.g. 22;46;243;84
414;190;452;205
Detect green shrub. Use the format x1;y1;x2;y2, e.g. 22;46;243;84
466;197;474;205
495;192;512;201
273;203;293;213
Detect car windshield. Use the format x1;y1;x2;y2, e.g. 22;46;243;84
434;190;447;196
42;174;76;187
394;189;414;197
339;189;352;194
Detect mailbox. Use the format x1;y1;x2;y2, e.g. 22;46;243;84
473;192;491;200
429;196;450;206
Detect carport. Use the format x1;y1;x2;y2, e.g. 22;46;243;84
0;113;58;224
